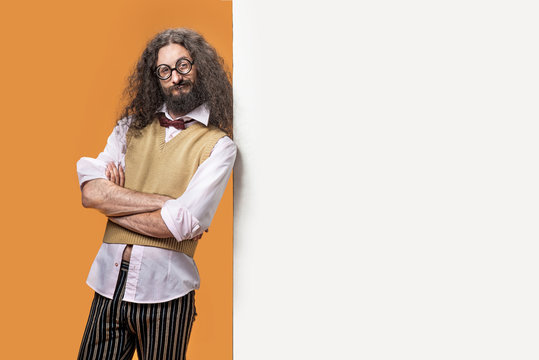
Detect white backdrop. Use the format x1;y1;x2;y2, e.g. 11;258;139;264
233;1;539;359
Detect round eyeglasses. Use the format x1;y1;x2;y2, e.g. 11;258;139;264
155;58;194;80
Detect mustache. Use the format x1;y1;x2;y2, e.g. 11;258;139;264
170;80;193;91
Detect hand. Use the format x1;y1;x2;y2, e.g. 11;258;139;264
106;162;125;187
192;228;209;241
193;233;203;241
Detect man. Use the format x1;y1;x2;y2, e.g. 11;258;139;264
76;28;235;360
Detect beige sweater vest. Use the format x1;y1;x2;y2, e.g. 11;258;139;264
102;118;226;257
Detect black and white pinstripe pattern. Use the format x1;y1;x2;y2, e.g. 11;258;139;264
78;261;196;360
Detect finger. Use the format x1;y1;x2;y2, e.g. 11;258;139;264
106;163;113;180
106;163;115;182
110;163;119;185
119;165;125;187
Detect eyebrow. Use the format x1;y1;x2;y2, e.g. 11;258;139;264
157;56;192;67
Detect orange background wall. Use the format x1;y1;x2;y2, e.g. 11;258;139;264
0;1;233;359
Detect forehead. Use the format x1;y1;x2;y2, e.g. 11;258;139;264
156;43;192;65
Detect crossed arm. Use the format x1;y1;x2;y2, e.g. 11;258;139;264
81;163;175;238
78;128;236;241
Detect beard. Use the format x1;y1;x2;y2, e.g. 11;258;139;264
163;79;207;116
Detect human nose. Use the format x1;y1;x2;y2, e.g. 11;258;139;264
170;68;183;83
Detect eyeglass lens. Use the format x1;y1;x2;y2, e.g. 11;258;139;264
156;58;192;80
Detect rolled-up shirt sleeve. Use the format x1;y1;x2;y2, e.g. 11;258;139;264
160;136;237;241
76;119;129;188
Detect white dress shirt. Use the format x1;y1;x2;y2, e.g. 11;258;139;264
77;104;236;303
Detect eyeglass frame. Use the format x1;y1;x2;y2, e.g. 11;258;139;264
154;57;195;80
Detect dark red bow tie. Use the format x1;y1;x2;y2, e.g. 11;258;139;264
158;113;194;130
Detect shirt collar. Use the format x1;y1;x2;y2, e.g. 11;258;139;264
158;103;210;126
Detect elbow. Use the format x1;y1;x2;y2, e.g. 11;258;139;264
81;188;94;208
81;196;91;208
80;181;101;208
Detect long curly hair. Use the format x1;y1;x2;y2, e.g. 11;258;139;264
120;28;233;138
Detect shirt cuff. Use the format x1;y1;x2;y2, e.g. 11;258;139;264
77;157;109;188
160;200;201;242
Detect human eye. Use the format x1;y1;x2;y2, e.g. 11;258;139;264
158;65;171;77
178;60;189;70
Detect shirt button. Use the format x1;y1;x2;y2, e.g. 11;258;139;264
115;263;119;267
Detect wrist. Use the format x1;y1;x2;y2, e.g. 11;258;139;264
157;195;174;208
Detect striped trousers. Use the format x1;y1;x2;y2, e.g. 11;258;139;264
78;261;196;360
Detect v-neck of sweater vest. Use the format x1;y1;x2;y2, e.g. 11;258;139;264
157;120;205;151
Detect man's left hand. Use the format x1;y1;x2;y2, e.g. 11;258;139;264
106;162;125;187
